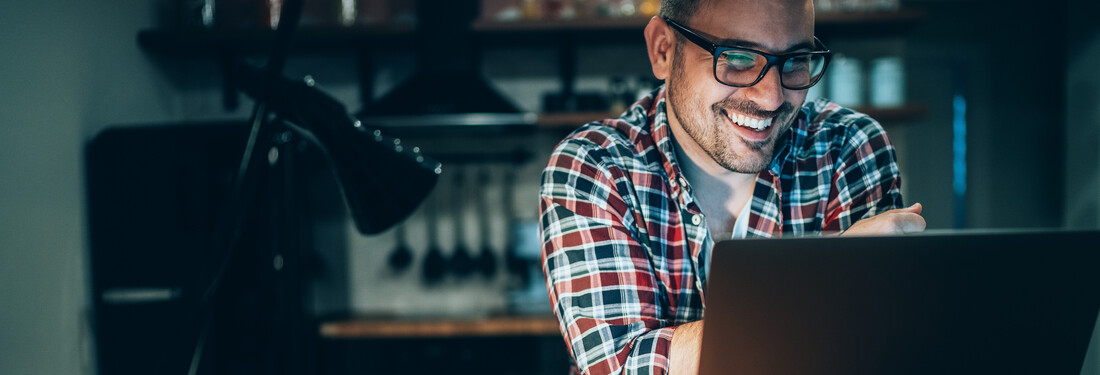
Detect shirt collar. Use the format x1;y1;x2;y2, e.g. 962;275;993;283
646;88;692;200
768;104;810;176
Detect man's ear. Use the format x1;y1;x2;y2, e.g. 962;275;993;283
644;16;675;81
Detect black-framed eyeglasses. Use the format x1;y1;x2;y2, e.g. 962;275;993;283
663;17;832;90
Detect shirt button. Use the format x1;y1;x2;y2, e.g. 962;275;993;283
691;214;702;225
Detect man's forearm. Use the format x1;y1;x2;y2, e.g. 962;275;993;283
669;320;704;375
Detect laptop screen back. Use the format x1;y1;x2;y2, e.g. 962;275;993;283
699;230;1100;375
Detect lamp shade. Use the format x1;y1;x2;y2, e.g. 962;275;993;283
237;64;440;234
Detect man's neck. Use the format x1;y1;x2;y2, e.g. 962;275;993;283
669;121;757;239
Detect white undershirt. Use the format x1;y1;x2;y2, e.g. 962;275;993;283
704;201;752;278
731;200;752;239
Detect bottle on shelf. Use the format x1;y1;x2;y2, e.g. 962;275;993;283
869;56;905;108
522;0;543;20
637;0;659;17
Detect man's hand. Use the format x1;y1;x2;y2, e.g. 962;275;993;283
842;203;926;236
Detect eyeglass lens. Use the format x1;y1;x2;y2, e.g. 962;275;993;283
716;50;827;89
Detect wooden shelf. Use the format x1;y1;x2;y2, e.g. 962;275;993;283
535;103;928;129
855;104;928;123
472;8;926;40
537;111;615;128
818;9;928;37
320;316;561;339
473;16;652;32
137;24;415;58
474;8;928;30
817;9;927;27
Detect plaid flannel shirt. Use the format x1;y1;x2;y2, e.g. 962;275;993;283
539;86;904;375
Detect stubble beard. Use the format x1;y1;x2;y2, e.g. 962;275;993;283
666;53;798;174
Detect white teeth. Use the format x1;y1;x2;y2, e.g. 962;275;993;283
727;111;772;131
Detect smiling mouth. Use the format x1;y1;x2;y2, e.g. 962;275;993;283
725;110;774;131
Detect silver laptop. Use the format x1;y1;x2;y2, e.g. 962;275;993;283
700;230;1100;374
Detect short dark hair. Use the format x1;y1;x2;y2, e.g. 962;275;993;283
660;0;704;46
659;0;705;24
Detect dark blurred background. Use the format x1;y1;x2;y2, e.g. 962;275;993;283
1;0;1099;374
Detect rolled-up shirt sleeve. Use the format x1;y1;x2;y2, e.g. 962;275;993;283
540;137;676;375
823;114;905;231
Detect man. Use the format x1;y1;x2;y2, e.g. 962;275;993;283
538;0;926;374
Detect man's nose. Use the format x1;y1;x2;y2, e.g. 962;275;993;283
744;66;786;111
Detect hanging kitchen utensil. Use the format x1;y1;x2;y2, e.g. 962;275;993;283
387;221;414;272
422;183;447;284
449;168;475;277
474;167;497;279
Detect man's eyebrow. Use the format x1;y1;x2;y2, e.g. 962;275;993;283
716;38;816;53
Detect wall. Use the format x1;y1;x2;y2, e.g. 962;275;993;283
0;1;179;374
1065;0;1100;228
901;0;1068;230
1065;0;1100;373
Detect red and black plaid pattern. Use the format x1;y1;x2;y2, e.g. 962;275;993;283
540;87;904;375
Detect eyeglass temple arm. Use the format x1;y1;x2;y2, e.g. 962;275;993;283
812;36;830;52
662;17;720;53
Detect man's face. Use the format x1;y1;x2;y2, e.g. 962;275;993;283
665;0;815;173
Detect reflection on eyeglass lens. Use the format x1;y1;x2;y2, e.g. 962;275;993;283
717;50;824;88
724;52;757;71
